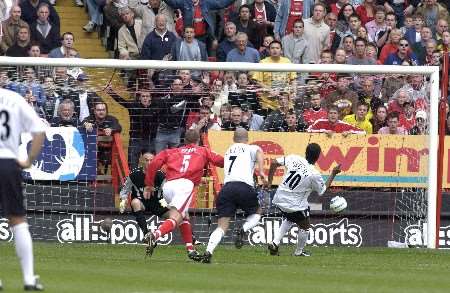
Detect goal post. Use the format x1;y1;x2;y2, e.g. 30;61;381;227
0;56;441;249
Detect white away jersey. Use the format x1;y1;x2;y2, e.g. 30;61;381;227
223;143;261;187
0;88;46;159
272;155;326;212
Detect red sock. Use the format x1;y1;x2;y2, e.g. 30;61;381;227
154;219;177;240
179;220;194;251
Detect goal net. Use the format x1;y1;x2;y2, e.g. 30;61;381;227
0;57;442;249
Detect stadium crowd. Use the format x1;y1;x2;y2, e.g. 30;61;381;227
0;0;449;169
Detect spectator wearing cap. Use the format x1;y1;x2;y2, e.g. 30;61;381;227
409;110;428;135
30;3;61;54
0;5;29;54
221;106;249;131
241;102;264;131
226;32;260;63
129;0;176;44
20;0;60;29
378;111;408;135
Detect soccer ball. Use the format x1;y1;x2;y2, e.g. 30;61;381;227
330;196;347;213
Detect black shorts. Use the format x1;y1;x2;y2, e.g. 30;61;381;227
0;159;26;217
216;181;259;218
132;195;169;217
281;207;310;224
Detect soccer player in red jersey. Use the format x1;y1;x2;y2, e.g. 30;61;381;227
143;129;224;257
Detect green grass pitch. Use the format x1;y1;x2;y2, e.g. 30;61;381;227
1;242;449;293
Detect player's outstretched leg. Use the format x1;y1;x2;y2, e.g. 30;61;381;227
268;219;293;256
178;220;202;261
235;213;261;249
200;226;226;263
23;276;44;291
293;228;310;257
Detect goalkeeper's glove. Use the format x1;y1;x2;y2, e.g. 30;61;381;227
119;199;127;213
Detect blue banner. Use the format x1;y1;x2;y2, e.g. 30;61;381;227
19;127;97;181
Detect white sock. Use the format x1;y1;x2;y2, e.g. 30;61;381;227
242;214;261;232
12;223;35;286
206;227;224;254
296;229;309;253
273;219;293;246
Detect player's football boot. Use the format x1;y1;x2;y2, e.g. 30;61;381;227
201;251;212;264
294;250;311;257
187;250;203;262
268;242;279;256
144;232;156;257
24;276;44;291
234;228;245;249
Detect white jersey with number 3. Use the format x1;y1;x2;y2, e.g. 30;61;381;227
272;155;326;212
0;88;46;159
223;143;261;187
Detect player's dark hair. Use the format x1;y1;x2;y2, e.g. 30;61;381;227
185;129;200;144
305;143;321;165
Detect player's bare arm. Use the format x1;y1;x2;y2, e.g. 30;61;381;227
267;159;282;187
256;149;268;187
325;163;342;189
17;132;45;169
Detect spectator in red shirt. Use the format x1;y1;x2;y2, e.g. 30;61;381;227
399;101;416;131
303;92;327;126
356;0;376;26
307;105;365;136
388;89;410;115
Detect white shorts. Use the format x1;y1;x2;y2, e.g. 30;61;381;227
162;178;194;217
